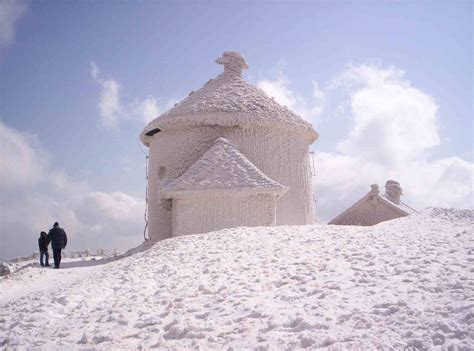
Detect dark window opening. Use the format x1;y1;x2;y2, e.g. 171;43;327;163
145;128;161;137
158;166;166;180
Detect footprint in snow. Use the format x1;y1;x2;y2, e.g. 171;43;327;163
195;312;210;319
53;296;68;306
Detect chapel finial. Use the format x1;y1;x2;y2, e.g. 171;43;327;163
370;184;379;194
216;51;248;76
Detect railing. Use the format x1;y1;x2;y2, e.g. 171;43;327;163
6;249;121;263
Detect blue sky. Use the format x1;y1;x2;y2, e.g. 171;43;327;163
1;0;472;258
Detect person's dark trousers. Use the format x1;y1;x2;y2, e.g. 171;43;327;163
53;249;62;268
40;250;49;266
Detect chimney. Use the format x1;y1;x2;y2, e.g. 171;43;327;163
385;180;402;205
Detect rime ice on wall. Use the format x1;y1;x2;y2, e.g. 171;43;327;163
329;180;416;226
173;194;278;236
141;51;318;240
162;138;287;236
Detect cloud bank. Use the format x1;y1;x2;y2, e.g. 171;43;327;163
0;120;144;259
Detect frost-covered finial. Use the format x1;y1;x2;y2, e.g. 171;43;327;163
370;184;379;194
216;51;248;76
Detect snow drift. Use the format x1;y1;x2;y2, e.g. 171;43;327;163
0;208;472;349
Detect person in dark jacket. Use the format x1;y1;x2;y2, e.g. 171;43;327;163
38;231;50;267
47;222;68;269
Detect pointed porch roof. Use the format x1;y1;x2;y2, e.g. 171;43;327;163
161;138;288;198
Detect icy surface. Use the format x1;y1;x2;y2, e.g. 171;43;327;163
2;208;472;349
162;138;287;197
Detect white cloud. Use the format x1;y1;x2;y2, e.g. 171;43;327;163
0;120;144;259
258;77;295;109
0;0;27;47
398;157;474;210
130;96;182;125
91;63;179;127
313;64;473;221
0;121;47;188
90;62;123;129
73;192;143;223
257;75;324;125
333;65;440;165
131;96;160;124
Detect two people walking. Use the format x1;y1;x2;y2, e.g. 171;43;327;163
38;222;68;269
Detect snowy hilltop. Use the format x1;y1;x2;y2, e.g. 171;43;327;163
1;208;473;349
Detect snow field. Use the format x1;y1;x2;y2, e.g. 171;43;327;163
0;208;472;349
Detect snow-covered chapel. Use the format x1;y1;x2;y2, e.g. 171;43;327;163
140;51;318;240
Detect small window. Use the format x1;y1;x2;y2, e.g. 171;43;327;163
145;128;161;136
161;198;172;211
158;166;166;180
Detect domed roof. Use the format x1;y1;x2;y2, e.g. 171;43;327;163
141;51;318;146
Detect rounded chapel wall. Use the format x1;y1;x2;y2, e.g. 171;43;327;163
222;125;315;225
147;124;314;241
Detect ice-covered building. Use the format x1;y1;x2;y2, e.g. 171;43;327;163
140;51;318;240
329;180;416;226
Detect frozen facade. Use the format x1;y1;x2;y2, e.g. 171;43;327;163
141;51;318;240
329;180;416;226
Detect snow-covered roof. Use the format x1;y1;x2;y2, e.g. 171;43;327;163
379;194;417;216
161;138;288;198
329;183;416;225
141;51;318;146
